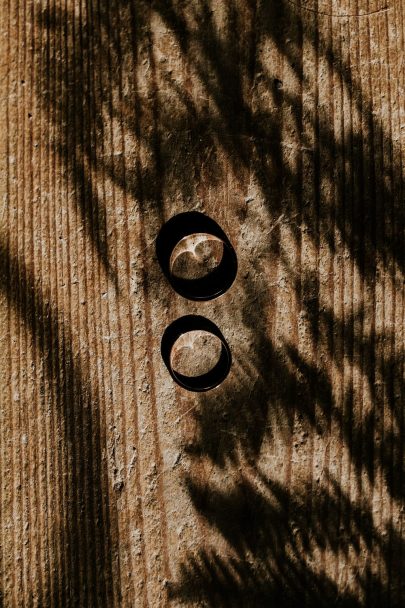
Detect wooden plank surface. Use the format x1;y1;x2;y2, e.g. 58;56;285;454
0;0;404;606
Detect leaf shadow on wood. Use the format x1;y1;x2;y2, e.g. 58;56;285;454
0;239;117;606
26;0;405;605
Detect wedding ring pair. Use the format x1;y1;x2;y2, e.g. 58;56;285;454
156;212;237;392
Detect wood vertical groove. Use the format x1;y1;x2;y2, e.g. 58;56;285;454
0;0;403;606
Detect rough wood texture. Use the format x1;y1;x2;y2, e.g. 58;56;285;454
0;0;404;606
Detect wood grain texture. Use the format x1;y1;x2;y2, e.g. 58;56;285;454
0;0;404;606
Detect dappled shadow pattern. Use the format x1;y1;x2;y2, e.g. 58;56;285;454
0;240;115;605
169;472;403;607
4;0;402;605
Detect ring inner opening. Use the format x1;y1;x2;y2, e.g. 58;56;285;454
169;233;224;280
170;330;223;377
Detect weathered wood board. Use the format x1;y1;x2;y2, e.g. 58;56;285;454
0;0;404;605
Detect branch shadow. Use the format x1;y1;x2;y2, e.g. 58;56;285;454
169;470;403;607
21;0;405;604
0;240;117;605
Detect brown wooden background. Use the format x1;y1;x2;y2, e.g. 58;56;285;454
0;0;404;606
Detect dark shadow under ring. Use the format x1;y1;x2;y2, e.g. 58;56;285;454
156;211;237;300
161;315;232;392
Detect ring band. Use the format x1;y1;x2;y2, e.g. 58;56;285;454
161;315;232;392
156;212;237;301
